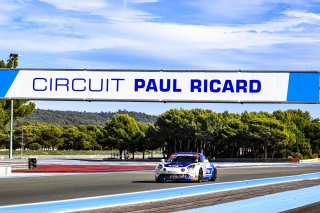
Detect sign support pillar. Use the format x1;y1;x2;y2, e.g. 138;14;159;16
9;99;13;160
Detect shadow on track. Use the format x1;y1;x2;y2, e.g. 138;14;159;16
131;180;205;184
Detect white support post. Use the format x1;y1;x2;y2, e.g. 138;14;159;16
9;99;14;160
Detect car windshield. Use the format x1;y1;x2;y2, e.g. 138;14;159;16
171;156;198;163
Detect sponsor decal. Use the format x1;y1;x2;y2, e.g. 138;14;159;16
170;153;199;158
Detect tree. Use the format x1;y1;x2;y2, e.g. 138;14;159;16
153;109;225;158
0;60;6;68
60;126;75;150
248;115;289;159
133;122;148;159
60;126;92;150
104;114;142;159
145;124;164;156
153;109;197;157
273;110;319;158
84;125;104;150
39;125;63;150
304;120;320;156
5;56;19;69
192;109;224;158
217;117;247;158
0;57;35;148
29;143;41;150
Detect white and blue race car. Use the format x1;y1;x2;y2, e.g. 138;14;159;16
155;152;217;182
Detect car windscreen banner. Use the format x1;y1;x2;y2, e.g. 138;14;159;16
0;69;319;103
170;153;199;158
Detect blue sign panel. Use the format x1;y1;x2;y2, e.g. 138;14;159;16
287;73;320;102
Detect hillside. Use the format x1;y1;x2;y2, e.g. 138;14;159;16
20;109;157;126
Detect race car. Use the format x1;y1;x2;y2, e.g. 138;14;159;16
155;152;217;182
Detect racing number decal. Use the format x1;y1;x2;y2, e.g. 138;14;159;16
205;161;212;175
206;168;212;175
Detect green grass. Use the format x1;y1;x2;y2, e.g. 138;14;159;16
0;150;113;156
0;149;163;156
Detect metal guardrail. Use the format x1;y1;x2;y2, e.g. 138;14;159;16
0;159;28;169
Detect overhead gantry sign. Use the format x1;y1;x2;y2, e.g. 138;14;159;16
0;69;319;103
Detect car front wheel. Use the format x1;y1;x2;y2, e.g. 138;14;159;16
197;169;203;182
156;176;165;183
210;168;217;181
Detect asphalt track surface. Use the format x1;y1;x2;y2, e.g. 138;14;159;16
1;165;320;207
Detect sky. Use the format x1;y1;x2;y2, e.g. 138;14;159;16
0;0;319;118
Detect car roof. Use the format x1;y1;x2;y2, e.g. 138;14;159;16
176;152;202;155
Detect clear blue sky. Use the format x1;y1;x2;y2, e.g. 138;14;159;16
0;0;319;118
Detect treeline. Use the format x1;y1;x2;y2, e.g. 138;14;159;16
2;109;320;160
1;115;149;159
20;109;157;125
150;109;320;159
3;124;105;151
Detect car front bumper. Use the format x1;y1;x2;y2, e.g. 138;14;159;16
156;173;196;181
155;168;198;181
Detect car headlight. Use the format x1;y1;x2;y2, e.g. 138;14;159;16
157;164;163;170
187;164;196;171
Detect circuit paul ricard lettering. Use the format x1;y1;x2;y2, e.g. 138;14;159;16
32;77;261;94
134;79;261;93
